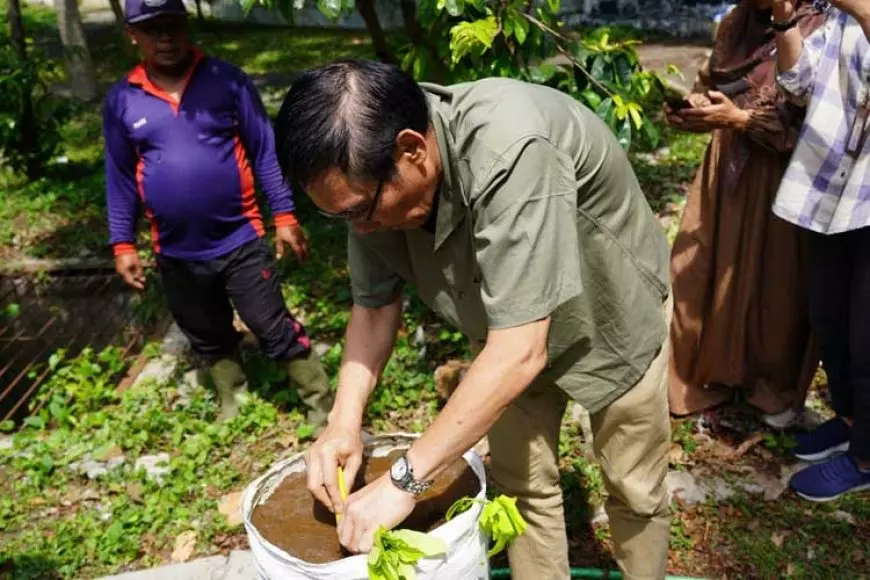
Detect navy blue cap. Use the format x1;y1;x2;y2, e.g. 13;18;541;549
125;0;188;24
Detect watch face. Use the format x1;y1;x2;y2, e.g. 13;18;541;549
391;457;408;480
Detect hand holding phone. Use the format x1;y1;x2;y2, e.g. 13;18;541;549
666;96;692;111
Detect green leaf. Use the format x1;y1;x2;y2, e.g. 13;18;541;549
240;0;257;15
641;117;660;147
445;496;477;520
449;17;499;64
316;0;343;20
580;89;602;111
616;117;632;150
528;64;558;84
595;98;614;123
390;529;447;557
545;0;560;14
443;0;464;17
627;102;644;131
367;527;446;580
4;303;19;318
23;416;45;430
295;423;315;441
508;10;529;45
48;352;63;371
476;495;528;558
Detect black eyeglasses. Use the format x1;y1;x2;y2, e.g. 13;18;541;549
319;180;384;222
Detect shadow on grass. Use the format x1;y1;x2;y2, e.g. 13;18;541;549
0;553;63;580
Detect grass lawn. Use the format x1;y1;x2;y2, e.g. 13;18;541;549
2;4;868;580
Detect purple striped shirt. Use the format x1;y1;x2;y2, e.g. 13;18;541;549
774;8;870;234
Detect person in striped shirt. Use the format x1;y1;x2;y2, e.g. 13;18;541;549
773;0;870;501
103;0;333;426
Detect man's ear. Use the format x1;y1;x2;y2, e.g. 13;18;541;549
395;129;428;166
125;25;138;45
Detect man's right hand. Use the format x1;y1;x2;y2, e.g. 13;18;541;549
305;421;364;514
115;253;146;290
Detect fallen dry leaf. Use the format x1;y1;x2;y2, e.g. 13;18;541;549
771;531;786;548
729;433;764;460
95;445;124;461
218;491;244;527
669;443;685;465
786;562;796;576
127;482;144;504
171;530;197;563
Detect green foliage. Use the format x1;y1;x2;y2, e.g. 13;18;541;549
274;0;672;150
367;527;447;580
446;494;528;557
28;347;127;430
0;345;288;578
0;27;77;177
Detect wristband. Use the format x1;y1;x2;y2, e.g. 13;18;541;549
771;14;798;32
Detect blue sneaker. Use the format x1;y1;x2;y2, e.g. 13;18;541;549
789;454;870;502
793;417;850;462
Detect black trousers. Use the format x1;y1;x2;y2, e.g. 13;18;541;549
807;226;870;460
156;238;311;363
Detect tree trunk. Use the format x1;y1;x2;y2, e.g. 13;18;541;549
54;0;99;102
6;0;42;179
108;0;125;26
194;0;205;21
356;0;397;64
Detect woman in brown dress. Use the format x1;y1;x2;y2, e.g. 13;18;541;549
666;0;825;426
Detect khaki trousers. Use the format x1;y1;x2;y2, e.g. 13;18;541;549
485;300;672;580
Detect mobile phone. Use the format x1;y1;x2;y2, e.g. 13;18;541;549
666;96;692;111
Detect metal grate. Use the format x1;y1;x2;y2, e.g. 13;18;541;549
0;268;169;423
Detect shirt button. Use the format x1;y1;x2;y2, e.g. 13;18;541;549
457;291;465;300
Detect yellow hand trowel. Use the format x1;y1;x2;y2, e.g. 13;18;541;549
335;466;349;525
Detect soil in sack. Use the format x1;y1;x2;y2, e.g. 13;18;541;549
250;450;481;564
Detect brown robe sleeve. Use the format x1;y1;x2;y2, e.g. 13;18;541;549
741;102;803;153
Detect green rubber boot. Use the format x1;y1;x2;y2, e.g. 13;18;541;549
285;350;334;434
208;357;250;421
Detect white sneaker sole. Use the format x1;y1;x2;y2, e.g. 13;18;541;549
794;441;850;463
796;482;870;503
763;408;801;430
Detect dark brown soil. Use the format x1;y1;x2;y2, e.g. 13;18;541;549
250;451;480;564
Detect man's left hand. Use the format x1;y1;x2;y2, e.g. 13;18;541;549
275;225;309;262
338;472;416;553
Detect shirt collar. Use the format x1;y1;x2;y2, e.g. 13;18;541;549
424;85;467;251
127;48;204;107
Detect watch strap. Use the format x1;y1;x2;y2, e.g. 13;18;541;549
771;14;798;32
391;454;434;495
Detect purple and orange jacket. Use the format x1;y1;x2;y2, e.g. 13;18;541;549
103;51;297;260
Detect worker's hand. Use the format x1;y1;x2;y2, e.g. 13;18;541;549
275;224;309;262
338;472;416;553
772;0;797;21
677;91;750;131
305;421;363;514
115;253;145;290
830;0;870;21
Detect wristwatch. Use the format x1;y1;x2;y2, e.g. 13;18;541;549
771;14;798;32
389;453;434;496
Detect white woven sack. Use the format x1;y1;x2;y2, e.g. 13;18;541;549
242;433;489;580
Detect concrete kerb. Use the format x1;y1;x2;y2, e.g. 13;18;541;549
98;550;255;580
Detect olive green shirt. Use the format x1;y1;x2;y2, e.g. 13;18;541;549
347;78;670;413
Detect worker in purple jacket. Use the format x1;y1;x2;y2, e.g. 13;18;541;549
103;0;334;425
